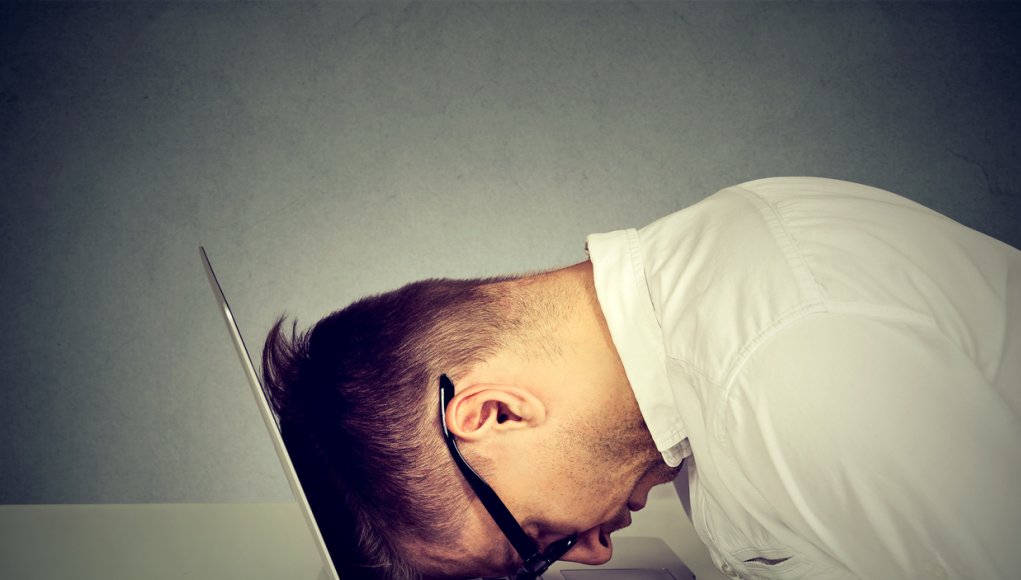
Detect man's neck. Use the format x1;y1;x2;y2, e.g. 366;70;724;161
514;261;637;414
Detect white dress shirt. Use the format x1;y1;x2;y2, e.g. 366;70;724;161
586;177;1021;579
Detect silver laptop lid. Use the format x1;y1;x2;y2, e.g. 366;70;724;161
200;247;341;580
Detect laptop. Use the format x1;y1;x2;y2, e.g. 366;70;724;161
201;247;695;580
201;247;341;580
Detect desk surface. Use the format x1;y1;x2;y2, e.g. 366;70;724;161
0;486;726;580
0;502;324;580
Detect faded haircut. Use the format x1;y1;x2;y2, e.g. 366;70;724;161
261;276;522;579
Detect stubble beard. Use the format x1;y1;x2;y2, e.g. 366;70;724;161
558;404;668;511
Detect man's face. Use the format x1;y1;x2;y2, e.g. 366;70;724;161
441;395;681;578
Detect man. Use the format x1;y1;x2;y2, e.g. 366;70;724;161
262;177;1021;579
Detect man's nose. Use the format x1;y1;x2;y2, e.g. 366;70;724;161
558;527;613;566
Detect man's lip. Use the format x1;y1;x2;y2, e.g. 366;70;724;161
605;510;633;535
628;500;646;512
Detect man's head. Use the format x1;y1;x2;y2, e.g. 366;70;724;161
262;262;678;579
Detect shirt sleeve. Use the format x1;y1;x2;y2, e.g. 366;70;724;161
726;311;1021;579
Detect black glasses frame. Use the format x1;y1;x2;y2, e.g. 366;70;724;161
439;374;578;579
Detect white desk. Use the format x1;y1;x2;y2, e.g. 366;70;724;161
0;502;324;580
0;486;725;580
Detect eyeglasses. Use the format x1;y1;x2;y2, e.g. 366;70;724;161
439;374;578;579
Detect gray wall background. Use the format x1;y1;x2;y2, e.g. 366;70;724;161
2;1;1019;504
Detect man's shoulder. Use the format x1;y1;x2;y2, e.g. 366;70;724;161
636;181;821;386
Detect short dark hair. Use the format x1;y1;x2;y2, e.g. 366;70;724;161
261;277;518;579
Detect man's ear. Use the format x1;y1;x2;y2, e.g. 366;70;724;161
445;384;546;442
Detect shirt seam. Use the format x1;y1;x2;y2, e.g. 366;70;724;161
656;185;833;405
715;303;940;444
711;308;953;569
716;183;942;437
729;184;826;306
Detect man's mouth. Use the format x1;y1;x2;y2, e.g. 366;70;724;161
604;508;633;535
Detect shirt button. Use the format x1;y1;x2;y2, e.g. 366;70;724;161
721;562;738;577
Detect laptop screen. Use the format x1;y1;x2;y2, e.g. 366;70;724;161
201;247;340;580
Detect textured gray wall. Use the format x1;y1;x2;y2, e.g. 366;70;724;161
2;2;1019;504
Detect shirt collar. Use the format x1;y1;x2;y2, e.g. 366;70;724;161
586;229;689;467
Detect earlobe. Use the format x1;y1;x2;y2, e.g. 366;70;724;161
445;384;546;442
